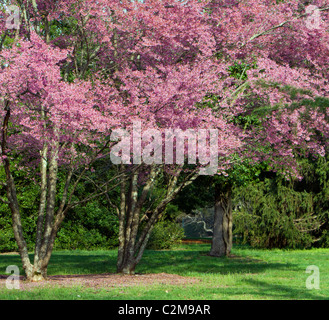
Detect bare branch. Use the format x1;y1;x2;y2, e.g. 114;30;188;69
245;6;329;46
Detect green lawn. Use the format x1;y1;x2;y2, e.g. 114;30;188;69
0;244;328;300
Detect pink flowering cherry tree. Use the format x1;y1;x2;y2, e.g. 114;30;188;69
0;33;112;281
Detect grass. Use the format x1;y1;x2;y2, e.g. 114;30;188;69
0;244;328;300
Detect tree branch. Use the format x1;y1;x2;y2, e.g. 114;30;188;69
245;6;329;46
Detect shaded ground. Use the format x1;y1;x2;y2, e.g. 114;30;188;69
0;272;200;291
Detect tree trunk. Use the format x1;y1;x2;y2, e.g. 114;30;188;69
115;165;198;274
117;255;137;275
25;264;48;282
209;183;232;257
1;103;72;281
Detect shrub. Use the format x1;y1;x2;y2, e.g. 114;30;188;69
147;220;185;250
54;222;116;250
233;178;325;249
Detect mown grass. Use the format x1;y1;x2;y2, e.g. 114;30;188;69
0;244;328;300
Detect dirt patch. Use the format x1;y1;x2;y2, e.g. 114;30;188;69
0;252;20;255
182;239;212;244
0;273;200;291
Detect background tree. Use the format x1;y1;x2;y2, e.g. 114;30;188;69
202;0;329;257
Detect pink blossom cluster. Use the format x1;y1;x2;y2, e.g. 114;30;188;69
0;0;328;177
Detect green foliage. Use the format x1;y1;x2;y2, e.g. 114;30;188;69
0;164;39;252
0;165;120;253
320;230;329;247
0;225;16;252
53;200;119;250
233;167;328;249
54;223;115;250
227;62;252;81
147;220;185;250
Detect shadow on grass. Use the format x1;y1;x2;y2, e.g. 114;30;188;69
0;245;300;277
137;249;301;275
0;252;117;276
241;278;328;300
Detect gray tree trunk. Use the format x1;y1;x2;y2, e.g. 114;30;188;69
1;102;76;281
209;183;232;257
116;165;198;274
